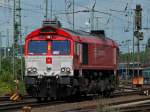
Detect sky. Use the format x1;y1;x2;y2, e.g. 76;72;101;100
0;0;150;53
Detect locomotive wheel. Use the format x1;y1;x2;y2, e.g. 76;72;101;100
57;96;65;100
66;94;81;101
36;97;48;102
102;91;111;97
36;97;42;102
43;97;48;102
50;97;55;101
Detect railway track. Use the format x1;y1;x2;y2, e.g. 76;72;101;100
120;102;150;112
63;97;150;112
111;98;150;112
0;89;144;112
0;96;10;102
0;100;35;111
113;90;140;97
0;98;66;111
0;95;93;111
0;95;32;102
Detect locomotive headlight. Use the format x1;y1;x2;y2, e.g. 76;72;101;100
33;68;37;73
61;67;65;72
27;68;32;72
27;67;37;74
66;67;71;73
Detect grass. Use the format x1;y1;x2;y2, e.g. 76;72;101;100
0;79;26;96
0;72;26;96
0;72;14;96
0;81;14;95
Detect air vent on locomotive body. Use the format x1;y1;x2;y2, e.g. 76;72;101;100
42;20;62;28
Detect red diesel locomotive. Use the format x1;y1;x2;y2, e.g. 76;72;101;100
24;20;119;100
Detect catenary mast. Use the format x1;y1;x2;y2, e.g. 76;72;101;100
13;0;23;80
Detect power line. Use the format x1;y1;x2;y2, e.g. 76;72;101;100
22;2;43;9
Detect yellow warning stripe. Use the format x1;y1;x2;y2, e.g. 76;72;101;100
10;93;17;100
10;93;21;101
48;46;51;50
13;95;19;101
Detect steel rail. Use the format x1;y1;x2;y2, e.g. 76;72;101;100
0;90;143;111
0;99;65;111
120;102;150;112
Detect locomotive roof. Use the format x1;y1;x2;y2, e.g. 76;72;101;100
63;28;91;36
63;28;118;47
63;28;108;39
26;26;118;48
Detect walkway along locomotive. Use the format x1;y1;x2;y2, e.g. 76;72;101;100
24;20;119;100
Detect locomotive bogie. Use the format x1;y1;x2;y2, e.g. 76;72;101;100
24;69;116;98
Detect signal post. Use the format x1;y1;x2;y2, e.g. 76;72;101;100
133;4;144;86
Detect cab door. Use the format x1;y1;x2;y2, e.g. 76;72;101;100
82;43;88;65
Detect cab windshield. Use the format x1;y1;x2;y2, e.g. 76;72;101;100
52;40;70;55
28;40;48;55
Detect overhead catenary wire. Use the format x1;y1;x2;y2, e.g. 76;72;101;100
0;1;133;38
0;1;135;28
0;1;149;44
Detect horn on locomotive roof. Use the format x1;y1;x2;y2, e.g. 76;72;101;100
42;19;62;28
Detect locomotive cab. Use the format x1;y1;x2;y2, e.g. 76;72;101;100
25;20;74;77
25;37;73;77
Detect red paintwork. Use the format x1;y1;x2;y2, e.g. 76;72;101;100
25;26;118;71
46;57;52;64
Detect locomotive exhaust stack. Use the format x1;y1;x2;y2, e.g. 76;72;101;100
90;30;106;38
42;20;61;28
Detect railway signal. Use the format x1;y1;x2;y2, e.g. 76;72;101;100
132;4;144;87
134;31;143;40
135;4;142;30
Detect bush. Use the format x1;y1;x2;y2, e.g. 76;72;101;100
0;71;13;82
0;57;26;95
